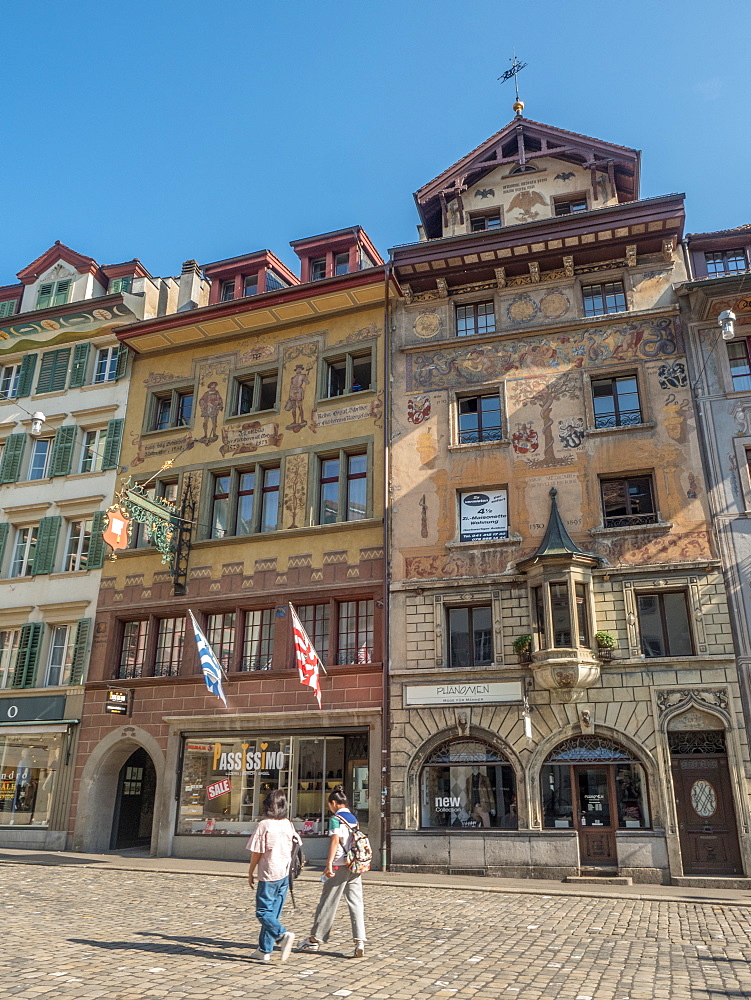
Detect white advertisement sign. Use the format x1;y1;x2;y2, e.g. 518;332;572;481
459;489;508;542
404;681;522;707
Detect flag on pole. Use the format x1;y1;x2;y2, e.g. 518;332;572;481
188;610;228;708
289;603;322;709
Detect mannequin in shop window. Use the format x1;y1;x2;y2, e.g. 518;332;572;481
466;770;495;828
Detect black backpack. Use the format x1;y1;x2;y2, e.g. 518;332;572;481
288;826;305;911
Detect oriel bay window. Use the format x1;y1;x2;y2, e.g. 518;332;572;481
532;580;591;651
448;606;492;667
318;451;368;524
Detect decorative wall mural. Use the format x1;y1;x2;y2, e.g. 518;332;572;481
219;421;283;457
511;423;539;454
658;361;687;389
310;396;382;432
342;322;380;344
419;494;428;538
592;528;713;566
282;341;318;433
143;372;185;387
129;430;194;467
507;189;546;222
475;188;495;198
539;290;570;320
507;370;583;468
283;453;308;529
405;317;682;392
507;294;538;324
198;382;224;444
558;417;585;449
407;396;432;424
238;344;275;365
413;310;443;340
195;359;231;445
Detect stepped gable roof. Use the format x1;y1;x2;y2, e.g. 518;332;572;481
16;241;104;285
415;117;640;239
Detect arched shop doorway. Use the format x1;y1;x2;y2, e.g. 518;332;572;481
541;736;650;867
110;747;157;850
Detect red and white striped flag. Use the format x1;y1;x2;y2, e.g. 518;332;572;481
357;642;371;664
289;603;322;709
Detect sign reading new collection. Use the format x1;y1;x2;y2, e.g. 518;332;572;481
459;490;508;542
0;695;66;724
105;689;131;716
404;681;523;707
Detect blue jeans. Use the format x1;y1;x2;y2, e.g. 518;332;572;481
255;877;289;954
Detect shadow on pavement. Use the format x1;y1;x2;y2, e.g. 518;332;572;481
0;852;93;865
68;935;249;962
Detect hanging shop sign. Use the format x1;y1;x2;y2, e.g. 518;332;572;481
101;474;180;565
459;489;508;542
102;506;131;553
105;689;132;716
404;681;523;707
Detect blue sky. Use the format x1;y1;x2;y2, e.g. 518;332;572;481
1;1;749;283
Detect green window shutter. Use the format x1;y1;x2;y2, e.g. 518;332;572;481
36;348;71;394
87;511;107;570
31;515;61;576
0;523;8;569
16;355;36;398
70;618;92;684
0;300;17;319
114;342;129;380
13;622;43;688
52;280;71;307
110;277;132;294
69;343;91;388
36;283;54;310
49;425;77;477
102;418;124;471
0;433;26;484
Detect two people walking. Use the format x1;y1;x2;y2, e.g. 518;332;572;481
247;785;367;962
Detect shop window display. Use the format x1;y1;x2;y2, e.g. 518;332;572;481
420;739;517;830
0;733;61;827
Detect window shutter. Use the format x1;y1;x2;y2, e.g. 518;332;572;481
87;511;107;570
52;280;71;307
0;433;26;484
13;622;43;688
69;343;91;388
0;523;8;570
102;418;124;471
16;355;36;398
114;342;129;380
31;516;61;575
70;618;92;684
36;348;70;394
0;300;17;319
36;283;54;310
49;425;77;477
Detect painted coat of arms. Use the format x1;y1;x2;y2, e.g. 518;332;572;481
512;423;539;454
407;396;432;424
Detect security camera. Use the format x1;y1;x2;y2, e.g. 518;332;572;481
719;309;736;341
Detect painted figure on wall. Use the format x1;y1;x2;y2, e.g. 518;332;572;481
509;370;582;468
198;382;224;444
285;364;311;431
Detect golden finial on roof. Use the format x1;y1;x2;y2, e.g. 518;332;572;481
513;99;525;116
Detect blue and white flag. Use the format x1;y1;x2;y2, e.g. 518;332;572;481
189;610;228;708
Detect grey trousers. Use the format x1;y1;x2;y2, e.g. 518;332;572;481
310;866;366;942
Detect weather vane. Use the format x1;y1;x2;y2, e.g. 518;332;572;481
498;52;527;116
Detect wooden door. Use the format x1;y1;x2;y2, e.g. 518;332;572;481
671;754;743;876
573;765;617;866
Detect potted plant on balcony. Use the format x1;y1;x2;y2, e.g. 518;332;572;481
594;630;617;661
513;634;532;663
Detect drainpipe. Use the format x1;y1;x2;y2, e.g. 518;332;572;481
380;260;393;871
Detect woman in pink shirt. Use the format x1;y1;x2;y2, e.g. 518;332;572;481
247;789;298;963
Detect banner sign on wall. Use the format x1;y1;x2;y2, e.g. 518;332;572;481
459;489;508;542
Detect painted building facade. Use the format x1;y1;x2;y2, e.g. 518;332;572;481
387;114;751;883
71;231;392;862
0;243;186;849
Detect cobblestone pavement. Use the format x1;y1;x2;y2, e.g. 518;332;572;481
2;864;751;999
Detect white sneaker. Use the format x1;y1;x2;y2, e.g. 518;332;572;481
353;939;365;958
250;949;270;962
298;937;320;952
279;931;296;962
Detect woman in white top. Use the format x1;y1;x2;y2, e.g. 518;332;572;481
247;789;297;963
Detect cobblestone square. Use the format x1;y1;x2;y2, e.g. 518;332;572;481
2;864;751;999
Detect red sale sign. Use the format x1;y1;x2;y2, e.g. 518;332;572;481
206;778;231;800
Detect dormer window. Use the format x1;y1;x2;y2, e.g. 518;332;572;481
705;250;748;276
109;277;132;294
334;252;349;276
220;280;235;302
0;300;19;319
310;258;327;281
36;279;71;310
554;196;588;216
243;275;258;297
470;211;502;232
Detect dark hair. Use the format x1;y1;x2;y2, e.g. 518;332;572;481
262;789;288;819
327;784;348;807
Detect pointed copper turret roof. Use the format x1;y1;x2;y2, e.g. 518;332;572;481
533;488;586;559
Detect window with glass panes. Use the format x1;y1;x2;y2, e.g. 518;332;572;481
296;603;330;665
79;427;107;473
310;257;326;281
458;393;502;443
554;196;588;216
705;249;748;275
727;339;751;391
456;301;495;337
64;519;92;572
591;375;642;428
637;591;693;657
582;281;627;317
324;351;372;397
0;364;21;400
11;527;37;577
235;371;278;414
206;612;236;670
243;274;258;296
334;252;349;275
221;280;235;301
448;606;492;667
259;467;280;532
211;474;230;538
470;211;502;231
338;600;374;664
45;625;75;686
150;389;193;430
601;476;656;527
154;617;185;677
318;452;367;524
242;609;274;670
0;629;20;688
28;439;51;480
118;620;149;679
94;346;119;383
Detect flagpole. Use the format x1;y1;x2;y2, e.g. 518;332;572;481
288;603;328;675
